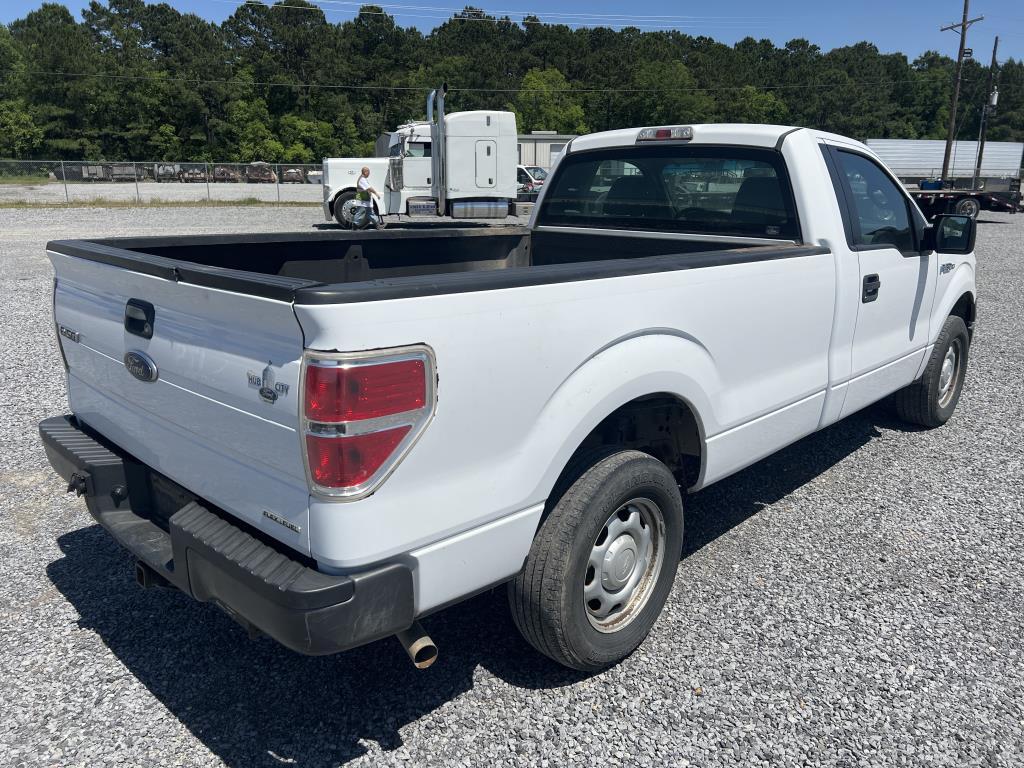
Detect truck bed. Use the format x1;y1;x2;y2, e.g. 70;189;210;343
48;225;821;305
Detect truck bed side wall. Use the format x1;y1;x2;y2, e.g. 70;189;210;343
294;242;837;613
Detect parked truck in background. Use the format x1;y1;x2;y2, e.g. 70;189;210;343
323;87;518;226
865;138;1023;219
40;123;977;672
906;179;1021;219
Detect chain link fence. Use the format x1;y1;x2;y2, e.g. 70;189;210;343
0;160;324;205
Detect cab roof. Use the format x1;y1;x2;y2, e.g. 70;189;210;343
568;124;804;154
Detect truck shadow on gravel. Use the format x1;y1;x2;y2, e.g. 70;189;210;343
48;403;897;767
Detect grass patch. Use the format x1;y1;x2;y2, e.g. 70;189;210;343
0;197;320;209
0;174;56;185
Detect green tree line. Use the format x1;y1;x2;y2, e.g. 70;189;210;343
0;0;1021;162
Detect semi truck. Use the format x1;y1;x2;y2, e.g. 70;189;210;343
322;87;518;226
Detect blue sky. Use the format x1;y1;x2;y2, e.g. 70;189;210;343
3;0;1023;61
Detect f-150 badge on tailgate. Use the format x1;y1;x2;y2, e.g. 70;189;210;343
124;351;158;382
248;361;290;404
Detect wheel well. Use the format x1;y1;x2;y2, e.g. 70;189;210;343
950;291;976;338
552;394;703;506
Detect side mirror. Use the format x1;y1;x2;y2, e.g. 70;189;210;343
923;214;976;255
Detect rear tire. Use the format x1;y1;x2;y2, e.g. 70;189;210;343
954;197;981;218
894;314;970;428
508;450;683;671
333;191;356;228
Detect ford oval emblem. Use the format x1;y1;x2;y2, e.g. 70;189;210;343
124;351;158;382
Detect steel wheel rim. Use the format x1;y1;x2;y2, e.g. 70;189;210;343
340;199;359;226
957;199;979;217
584;497;666;633
937;338;962;407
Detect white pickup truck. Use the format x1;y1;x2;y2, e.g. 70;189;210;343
40;124;977;672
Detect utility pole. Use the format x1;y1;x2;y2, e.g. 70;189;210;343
972;36;999;189
940;0;984;182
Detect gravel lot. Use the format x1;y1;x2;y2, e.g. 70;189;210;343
1;206;1022;767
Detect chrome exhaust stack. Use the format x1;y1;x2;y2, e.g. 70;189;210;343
396;621;438;669
436;83;447;216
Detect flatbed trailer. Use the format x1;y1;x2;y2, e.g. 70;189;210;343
908;179;1021;219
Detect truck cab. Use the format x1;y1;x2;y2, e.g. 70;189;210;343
322;89;518;225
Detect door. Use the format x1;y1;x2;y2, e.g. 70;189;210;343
825;146;936;417
403;140;432;191
475;140;497;188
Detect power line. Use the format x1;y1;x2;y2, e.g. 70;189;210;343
4;68;936;95
236;0;774;23
219;0;774;30
317;0;770;21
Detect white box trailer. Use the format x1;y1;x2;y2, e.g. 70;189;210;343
323;87;518;226
865;138;1023;179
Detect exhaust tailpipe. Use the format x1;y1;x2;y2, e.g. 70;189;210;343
396;621;438;669
135;559;169;589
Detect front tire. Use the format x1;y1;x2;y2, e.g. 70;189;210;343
333;190;356;228
509;450;683;671
894;314;970;428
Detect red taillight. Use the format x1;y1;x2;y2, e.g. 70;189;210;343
302;348;434;498
305;427;411;488
636;126;694;142
305;359;426;422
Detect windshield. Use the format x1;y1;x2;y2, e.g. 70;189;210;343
527;166;548;180
537;146;799;239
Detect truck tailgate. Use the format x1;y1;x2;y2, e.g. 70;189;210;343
49;247;311;554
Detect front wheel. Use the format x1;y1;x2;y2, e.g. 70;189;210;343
894;314;970;428
332;190;356;228
508;450;683;671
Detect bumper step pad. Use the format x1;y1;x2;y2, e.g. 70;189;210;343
39;415;414;655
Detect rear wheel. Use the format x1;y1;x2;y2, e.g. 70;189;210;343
894;314;970;428
333;190;356;228
508;449;683;671
954;196;981;218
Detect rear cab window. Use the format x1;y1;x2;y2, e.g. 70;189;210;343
537;146;800;240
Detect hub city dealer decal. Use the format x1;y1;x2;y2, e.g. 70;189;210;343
247;361;290;404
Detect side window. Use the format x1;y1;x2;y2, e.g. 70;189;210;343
405;142;431;158
834;151;914;252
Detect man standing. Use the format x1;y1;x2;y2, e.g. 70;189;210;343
354;166;386;230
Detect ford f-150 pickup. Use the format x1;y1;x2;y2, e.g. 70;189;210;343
40;124;977;671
